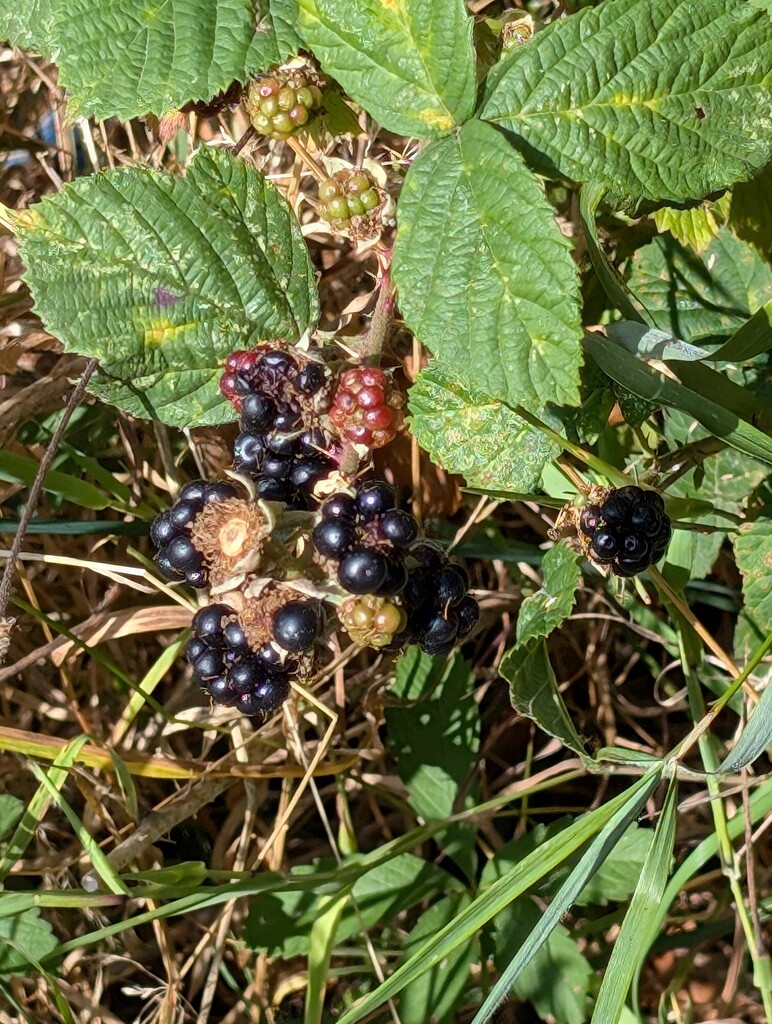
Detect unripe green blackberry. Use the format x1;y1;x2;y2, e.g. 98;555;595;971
246;67;324;140
317;168;384;238
339;595;407;649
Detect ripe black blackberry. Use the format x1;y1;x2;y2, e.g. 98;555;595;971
312;480;420;598
579;485;671;577
186;602;292;716
221;344;335;509
401;547;479;658
272;600;325;653
150;480;238;588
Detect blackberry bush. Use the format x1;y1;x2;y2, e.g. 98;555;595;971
5;2;771;1022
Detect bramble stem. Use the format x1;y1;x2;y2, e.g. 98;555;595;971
286;135;329;182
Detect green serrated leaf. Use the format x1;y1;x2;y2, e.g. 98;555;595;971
390;646;447;701
408;364;559;493
386;657;479;824
393;119;582;413
735;518;772;633
0;0;56;54
0;908;58;976
399;894;478;1024
295;0;475;138
500;638;587;757
652;205;722;254
16;147;318;428
481;0;772;208
53;0;294;121
516;544;582;646
492;900;592;1024
626;228;772;343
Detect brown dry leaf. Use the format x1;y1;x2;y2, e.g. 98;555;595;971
49;605;193;665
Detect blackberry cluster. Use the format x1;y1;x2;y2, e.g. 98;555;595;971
186;597;325;716
187;603;290;716
317;170;382;234
580;485;671;577
399;545;480;657
150;340;480;719
313;481;417;597
329;367;404;449
245;71;324;140
221;345;335;510
151;480;238;587
313;480;479;656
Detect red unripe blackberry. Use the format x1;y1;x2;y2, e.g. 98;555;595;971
329;367;404;448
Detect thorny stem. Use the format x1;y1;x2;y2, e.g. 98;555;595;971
0;359;97;655
355;251;396;363
230;125;256;157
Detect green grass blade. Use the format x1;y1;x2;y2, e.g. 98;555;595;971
304;889;351;1024
0;451;110;510
584;333;772;465
0;737;89;883
26;760;129;896
591;778;678;1023
336;777;658;1024
471;769;662;1024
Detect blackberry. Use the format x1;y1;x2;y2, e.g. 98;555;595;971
246;68;324;140
317;169;383;238
375;557;408;597
273;600;324;652
235;675;290;716
163;536;203;574
435;565;469;608
241;393;273;432
185;636;208;663
178;479;208;505
329;367;405;449
456;595;480;638
378;508;418;547
338;547;389;595
229;657;268;695
233;431;265;471
574;484;671;576
193;649;225;681
169;501;200;530
150;512;176;547
192;603;232;641
313;517;357;559
203;481;238;504
297;364;326;394
418;610;459;658
208;676;232;704
323;493;358;520
356;480;396;520
590;529;620;563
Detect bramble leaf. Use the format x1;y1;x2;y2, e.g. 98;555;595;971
15;147;318;428
0;909;58;976
295;0;476;138
735;518;772;633
516;544;582;646
481;0;772;208
393;119;582;413
0;1;56;54
52;0;297;120
408;365;560;493
500;639;587;757
626;228;772;342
